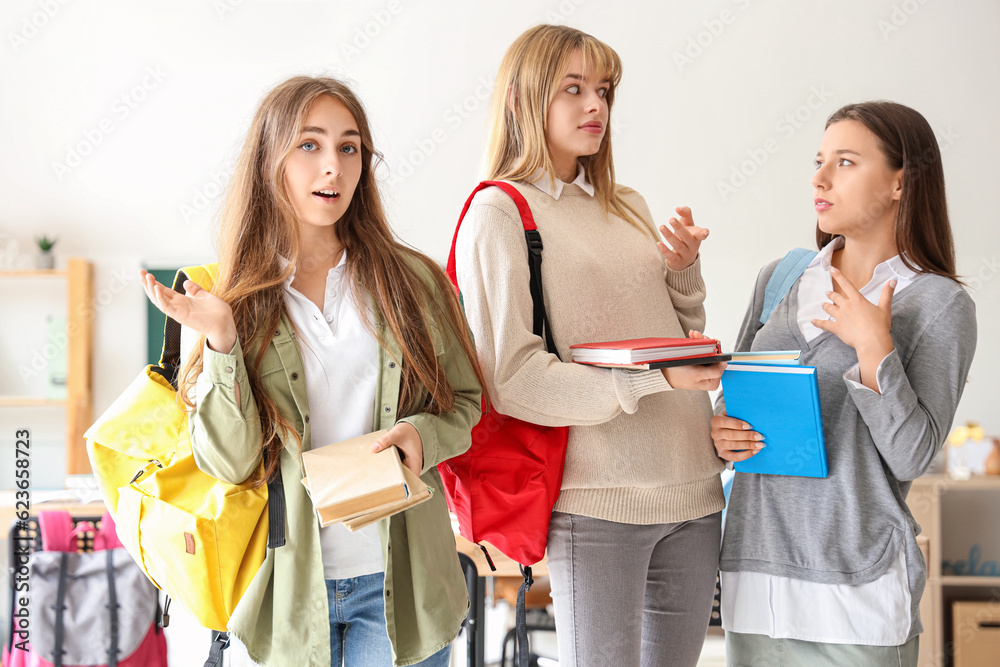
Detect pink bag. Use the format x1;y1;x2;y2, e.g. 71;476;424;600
3;511;168;667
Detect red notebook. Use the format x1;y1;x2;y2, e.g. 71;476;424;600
570;337;726;368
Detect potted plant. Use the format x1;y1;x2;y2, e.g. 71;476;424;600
36;234;57;269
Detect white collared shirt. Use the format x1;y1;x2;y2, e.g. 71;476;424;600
279;252;383;579
722;237;922;646
528;163;595;200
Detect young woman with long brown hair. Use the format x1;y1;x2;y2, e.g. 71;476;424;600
454;25;728;666
140;76;486;667
713;102;977;666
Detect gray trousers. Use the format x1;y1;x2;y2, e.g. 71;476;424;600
546;510;722;667
725;631;919;667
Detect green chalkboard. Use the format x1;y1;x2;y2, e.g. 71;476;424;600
145;268;180;366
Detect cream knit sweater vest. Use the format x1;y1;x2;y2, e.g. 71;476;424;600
455;180;724;524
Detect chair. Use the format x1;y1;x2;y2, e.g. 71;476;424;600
457;552;485;667
495;577;556;667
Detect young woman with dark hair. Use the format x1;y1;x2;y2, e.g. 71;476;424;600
713;101;977;666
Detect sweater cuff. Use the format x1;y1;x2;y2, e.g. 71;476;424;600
612;368;671;413
665;255;705;295
845;349;917;427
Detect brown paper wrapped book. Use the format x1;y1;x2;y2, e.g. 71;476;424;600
301;429;433;531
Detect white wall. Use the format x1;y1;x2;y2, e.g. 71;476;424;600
1;0;997;468
3;0;997;476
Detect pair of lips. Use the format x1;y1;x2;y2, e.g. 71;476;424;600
815;198;832;211
579;121;603;134
313;189;340;199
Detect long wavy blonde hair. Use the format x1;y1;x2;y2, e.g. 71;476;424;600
486;24;648;232
179;76;488;485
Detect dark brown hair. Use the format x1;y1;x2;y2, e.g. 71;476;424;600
818;101;960;283
179;76;488;484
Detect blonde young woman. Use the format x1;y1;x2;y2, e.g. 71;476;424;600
454;26;727;667
140;77;485;667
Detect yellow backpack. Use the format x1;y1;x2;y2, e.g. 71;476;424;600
85;264;285;632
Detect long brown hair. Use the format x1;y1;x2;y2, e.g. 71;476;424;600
486;24;650;234
179;76;488;484
817;101;959;282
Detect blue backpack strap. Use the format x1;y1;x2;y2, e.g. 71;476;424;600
759;248;818;325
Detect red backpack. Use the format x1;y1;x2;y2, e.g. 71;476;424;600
437;181;569;664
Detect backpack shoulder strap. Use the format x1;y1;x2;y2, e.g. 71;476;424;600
759;248;818;325
447;181;558;358
38;511;75;552
157;263;220;380
93;510;124;551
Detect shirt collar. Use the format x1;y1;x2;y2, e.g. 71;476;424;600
811;236;920;281
277;250;348;286
528;163;595;200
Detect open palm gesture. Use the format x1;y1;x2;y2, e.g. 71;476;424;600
140;269;237;352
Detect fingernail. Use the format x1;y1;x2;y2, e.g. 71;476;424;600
755;443;766;449
743;423;752;430
754;434;764;441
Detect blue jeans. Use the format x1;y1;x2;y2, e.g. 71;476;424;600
326;572;451;667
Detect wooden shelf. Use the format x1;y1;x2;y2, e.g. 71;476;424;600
941;576;1000;588
0;258;93;475
910;475;1000;666
0;269;67;277
0;396;67;407
912;474;1000;491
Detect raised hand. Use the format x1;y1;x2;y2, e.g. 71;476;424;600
811;267;896;392
657;206;709;271
139;269;238;353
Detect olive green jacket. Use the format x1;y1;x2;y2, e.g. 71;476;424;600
188;278;480;666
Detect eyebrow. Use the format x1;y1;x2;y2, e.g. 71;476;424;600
816;149;862;157
561;73;612;85
300;126;361;138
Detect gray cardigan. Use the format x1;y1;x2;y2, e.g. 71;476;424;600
719;257;977;641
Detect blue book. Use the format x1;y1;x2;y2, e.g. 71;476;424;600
721;362;828;478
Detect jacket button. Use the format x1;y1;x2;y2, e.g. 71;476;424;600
275;330;280;337
291;373;299;380
385;590;391;598
305;415;310;423
388;361;396;369
384;406;391;413
224;366;233;373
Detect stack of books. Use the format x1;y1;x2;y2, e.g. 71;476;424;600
570;337;730;369
301;430;433;531
721;351;828;478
